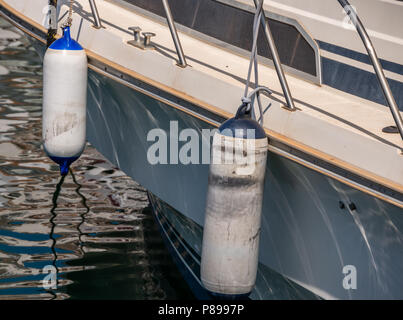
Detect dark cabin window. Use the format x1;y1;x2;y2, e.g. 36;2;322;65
123;0;317;77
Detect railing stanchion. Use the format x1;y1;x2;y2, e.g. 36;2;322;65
252;0;296;111
88;0;103;29
161;0;187;67
338;0;403;140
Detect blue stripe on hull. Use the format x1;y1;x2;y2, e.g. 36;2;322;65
318;41;403;76
318;40;403;111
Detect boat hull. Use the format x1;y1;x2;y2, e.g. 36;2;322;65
85;55;403;300
22;28;403;300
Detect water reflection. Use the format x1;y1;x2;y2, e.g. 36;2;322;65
0;17;193;299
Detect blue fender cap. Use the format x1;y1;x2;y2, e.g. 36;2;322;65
49;26;83;51
219;103;267;139
219;117;266;139
49;155;79;176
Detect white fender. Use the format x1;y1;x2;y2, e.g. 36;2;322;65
42;26;87;175
201;117;268;296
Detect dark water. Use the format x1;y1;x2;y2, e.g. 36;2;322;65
0;17;193;300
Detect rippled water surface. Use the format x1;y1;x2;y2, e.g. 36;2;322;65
0;17;193;300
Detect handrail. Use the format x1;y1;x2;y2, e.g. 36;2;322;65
88;0;103;29
46;0;58;47
161;0;187;67
252;0;296;111
337;0;403;141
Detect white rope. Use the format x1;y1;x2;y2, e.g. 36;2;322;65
62;0;74;27
241;0;272;125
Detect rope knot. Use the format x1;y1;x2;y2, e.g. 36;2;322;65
241;97;252;105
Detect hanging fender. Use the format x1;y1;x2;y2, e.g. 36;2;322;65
201;104;268;297
42;26;88;175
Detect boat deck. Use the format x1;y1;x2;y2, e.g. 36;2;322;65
3;0;402;201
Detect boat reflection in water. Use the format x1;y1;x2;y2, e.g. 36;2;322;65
0;17;193;300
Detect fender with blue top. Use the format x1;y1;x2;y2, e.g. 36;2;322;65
201;104;268;297
42;26;87;175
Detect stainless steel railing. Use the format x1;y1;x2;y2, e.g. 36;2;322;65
161;0;187;67
88;0;103;29
337;0;403;140
252;0;296;111
85;0;402;138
